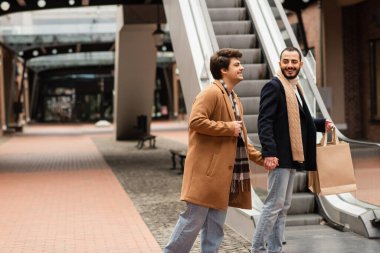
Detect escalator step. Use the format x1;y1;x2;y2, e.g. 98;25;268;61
288;192;316;215
243;64;268;80
235;80;268;97
216;35;256;49
247;133;260;145
239;97;260;115
243;115;258;134
208;8;247;21
205;0;243;8
240;49;262;64
293;171;308;193
212;21;252;35
286;214;323;226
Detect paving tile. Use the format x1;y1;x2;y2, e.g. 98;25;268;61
0;133;161;253
1;122;379;253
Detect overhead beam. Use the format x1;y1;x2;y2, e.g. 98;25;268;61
26;52;115;71
1;1;165;16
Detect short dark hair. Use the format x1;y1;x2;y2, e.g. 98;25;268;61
210;48;242;79
280;46;302;61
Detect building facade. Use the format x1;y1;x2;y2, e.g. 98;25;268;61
292;0;380;141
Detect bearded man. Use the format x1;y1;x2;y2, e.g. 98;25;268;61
251;47;333;253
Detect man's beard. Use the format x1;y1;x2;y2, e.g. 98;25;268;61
281;67;300;79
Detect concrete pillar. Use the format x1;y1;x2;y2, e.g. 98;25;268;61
23;70;30;123
0;46;16;130
114;13;157;140
0;47;5;135
172;63;179;118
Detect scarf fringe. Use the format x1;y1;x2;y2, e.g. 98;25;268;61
229;179;251;204
230;179;251;193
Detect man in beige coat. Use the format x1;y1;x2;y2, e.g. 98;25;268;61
164;48;264;253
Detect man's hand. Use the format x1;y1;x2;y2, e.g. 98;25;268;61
325;119;334;132
264;157;279;170
233;121;243;136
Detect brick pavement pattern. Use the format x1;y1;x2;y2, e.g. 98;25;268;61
93;136;253;253
0;135;161;253
2;124;378;253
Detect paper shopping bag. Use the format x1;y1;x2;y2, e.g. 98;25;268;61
308;170;321;194
309;128;357;195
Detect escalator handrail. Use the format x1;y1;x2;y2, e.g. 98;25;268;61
195;0;218;88
197;0;219;53
188;0;214;86
246;0;281;75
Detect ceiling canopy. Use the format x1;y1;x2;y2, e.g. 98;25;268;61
0;0;162;16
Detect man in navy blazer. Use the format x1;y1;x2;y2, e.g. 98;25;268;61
251;47;333;253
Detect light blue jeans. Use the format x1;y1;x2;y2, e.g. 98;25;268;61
252;168;296;253
163;202;227;253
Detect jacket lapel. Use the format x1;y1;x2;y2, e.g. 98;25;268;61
213;80;236;121
297;87;306;115
298;98;305;115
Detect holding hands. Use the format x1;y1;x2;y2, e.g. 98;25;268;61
264;156;279;170
232;120;279;170
325;119;334;132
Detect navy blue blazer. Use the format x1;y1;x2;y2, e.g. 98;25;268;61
257;77;325;171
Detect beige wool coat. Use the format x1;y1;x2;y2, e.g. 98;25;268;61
180;81;264;210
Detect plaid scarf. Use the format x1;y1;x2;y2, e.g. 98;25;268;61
230;134;250;194
221;82;250;199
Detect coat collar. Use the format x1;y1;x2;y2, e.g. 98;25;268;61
213;80;236;121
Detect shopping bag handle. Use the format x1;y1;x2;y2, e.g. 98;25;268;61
319;127;339;147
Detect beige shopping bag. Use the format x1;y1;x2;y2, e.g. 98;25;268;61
308;170;321;194
308;128;357;195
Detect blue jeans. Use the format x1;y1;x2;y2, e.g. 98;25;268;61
164;202;227;253
252;168;296;253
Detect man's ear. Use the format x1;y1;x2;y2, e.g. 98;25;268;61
221;68;228;75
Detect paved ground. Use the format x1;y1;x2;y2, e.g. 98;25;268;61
92;125;380;253
93;135;253;252
0;133;161;253
0;123;379;253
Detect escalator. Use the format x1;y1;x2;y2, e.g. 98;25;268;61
205;0;323;228
163;0;380;241
207;0;267;145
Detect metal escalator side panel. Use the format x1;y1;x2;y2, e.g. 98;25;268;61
162;0;215;112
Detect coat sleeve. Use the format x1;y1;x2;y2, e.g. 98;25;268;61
189;88;235;137
257;81;280;158
314;118;326;132
246;142;264;166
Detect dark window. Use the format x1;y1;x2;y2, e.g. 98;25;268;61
369;40;380;121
